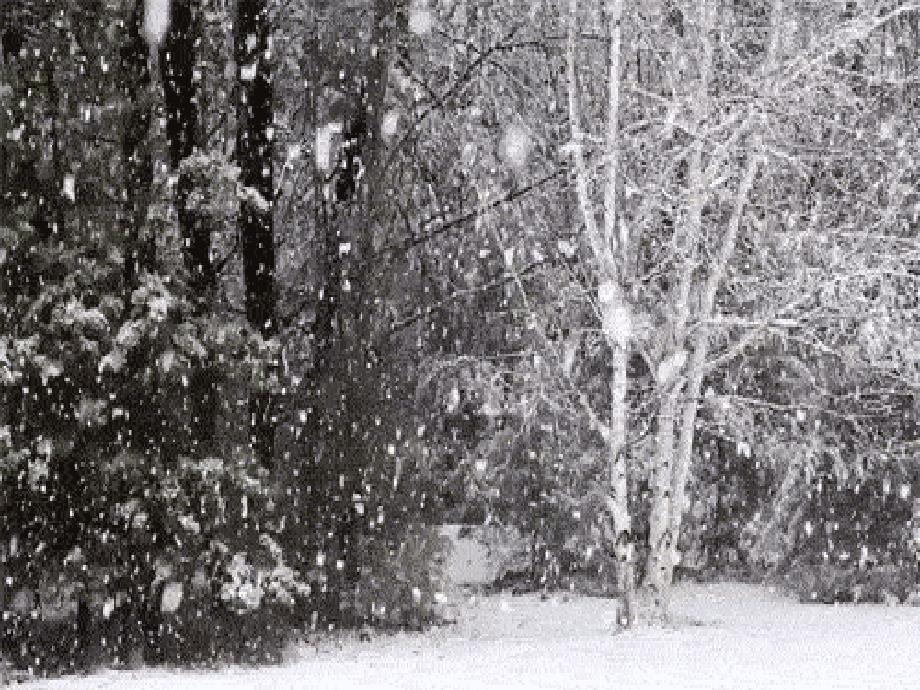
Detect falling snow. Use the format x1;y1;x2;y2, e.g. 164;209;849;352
381;109;400;139
499;124;533;170
315;122;341;171
62;174;75;201
2;0;920;686
408;2;434;36
142;0;171;48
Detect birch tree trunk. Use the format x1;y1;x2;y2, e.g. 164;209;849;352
645;385;679;613
643;0;716;616
566;0;635;626
663;0;784;595
670;158;760;538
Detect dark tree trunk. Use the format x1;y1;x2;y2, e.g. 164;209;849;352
162;0;212;296
112;62;165;640
236;0;276;471
303;0;400;621
161;0;217;456
120;3;155;301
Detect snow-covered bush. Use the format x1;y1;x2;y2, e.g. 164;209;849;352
352;527;449;629
0;171;297;668
781;559;918;605
0;448;312;671
723;439;920;603
135;454;312;664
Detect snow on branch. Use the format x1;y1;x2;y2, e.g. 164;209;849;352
781;3;920;86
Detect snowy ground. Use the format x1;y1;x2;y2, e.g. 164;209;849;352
22;583;920;689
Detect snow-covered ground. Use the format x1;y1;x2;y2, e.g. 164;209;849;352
23;583;920;689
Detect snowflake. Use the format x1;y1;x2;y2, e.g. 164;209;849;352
143;0;172;47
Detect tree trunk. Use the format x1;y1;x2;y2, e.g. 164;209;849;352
645;387;678;616
912;498;920;591
668;0;779;559
670;156;760;543
120;6;162;659
163;0;212;297
161;0;218;458
236;0;276;471
567;0;637;627
641;0;718;618
323;0;401;619
120;2;155;302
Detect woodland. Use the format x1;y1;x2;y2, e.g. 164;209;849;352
0;0;919;677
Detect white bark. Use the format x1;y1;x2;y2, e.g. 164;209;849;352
566;0;629;528
670;157;760;536
567;0;632;622
599;0;629;543
603;0;623;258
671;0;714;341
645;0;716;600
647;387;678;593
669;0;784;544
565;0;611;279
